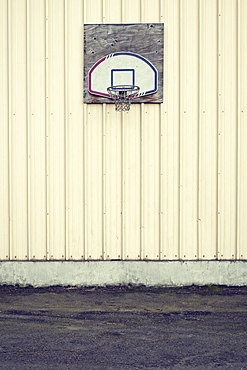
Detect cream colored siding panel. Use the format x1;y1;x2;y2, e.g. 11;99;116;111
85;105;103;260
122;0;141;22
1;0;247;263
179;0;199;259
11;0;28;260
84;0;102;23
123;106;141;259
0;0;9;260
28;0;47;260
142;0;160;22
142;105;160;260
162;0;180;259
105;105;122;259
218;0;237;260
66;0;84;260
238;0;247;259
199;0;218;259
104;0;122;23
47;0;66;260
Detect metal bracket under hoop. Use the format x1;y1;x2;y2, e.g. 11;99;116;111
107;85;140;112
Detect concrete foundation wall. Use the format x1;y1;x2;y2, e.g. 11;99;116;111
0;261;246;287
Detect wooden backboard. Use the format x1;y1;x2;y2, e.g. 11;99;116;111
84;23;164;104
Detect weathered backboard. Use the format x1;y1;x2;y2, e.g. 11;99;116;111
84;24;164;104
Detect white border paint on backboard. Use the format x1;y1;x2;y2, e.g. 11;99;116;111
88;52;158;98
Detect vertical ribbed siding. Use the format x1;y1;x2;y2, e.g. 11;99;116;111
218;0;238;260
47;0;66;260
0;0;9;260
179;0;199;259
10;0;28;260
162;0;180;260
238;0;247;260
66;0;84;260
198;0;218;260
0;0;246;261
29;0;47;260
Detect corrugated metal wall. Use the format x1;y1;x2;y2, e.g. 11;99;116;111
0;0;246;261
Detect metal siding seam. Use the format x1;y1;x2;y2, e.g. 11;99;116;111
140;104;144;260
83;104;87;260
217;0;221;260
140;0;143;260
7;0;12;260
242;0;246;260
83;0;86;24
238;0;246;260
231;1;237;260
102;0;106;23
159;0;163;23
45;0;49;260
234;1;238;261
198;0;202;260
241;0;247;260
102;104;106;260
177;0;180;260
27;0;31;260
140;0;144;23
159;0;163;260
178;0;182;260
102;3;106;260
0;0;8;260
65;0;69;260
159;0;165;260
82;2;85;260
121;0;125;23
83;0;87;261
232;1;238;260
121;111;125;260
236;0;240;260
159;103;163;260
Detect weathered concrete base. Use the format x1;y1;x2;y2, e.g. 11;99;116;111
0;261;246;287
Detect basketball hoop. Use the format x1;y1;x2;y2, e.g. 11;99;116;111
107;85;140;112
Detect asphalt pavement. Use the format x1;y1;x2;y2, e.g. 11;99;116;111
0;285;247;369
